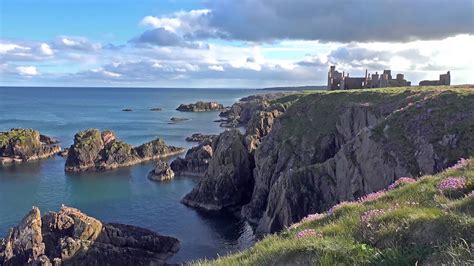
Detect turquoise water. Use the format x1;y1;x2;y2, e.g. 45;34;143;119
0;86;259;263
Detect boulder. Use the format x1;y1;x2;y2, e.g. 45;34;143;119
0;206;180;265
169;117;190;124
0;128;61;165
148;161;175;181
65;129;184;172
185;133;217;143
176;101;224;112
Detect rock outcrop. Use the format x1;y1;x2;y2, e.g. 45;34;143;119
148;161;175;181
181;129;253;211
171;140;213;178
176;101;224;112
169;117;190;123
0;128;61;165
0;206;180;265
65;129;184;172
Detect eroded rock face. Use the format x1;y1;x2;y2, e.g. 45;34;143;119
65;129;184;172
176;101;224;112
0;206;180;266
0;128;61;165
171;140;213;178
148;161;175;181
243;90;474;233
181;129;253;211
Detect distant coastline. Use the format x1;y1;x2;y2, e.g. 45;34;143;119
259;85;326;91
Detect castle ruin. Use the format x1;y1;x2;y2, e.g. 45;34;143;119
419;71;450;86
327;66;411;90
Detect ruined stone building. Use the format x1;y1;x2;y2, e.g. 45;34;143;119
327;66;411;90
419;71;450;86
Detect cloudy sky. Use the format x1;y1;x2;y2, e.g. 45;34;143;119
1;0;473;88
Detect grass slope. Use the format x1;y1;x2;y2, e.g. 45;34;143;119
201;158;473;265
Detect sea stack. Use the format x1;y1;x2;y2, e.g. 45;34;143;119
176;101;225;112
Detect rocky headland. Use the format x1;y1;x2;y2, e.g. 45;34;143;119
0;128;61;165
177;101;224;112
0;206;180;265
65;129;184;172
180;87;474;235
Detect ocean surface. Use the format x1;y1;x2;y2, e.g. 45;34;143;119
0;86;264;263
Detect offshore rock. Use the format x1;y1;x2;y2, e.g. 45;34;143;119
0;128;61;165
171;140;213;178
185;133;217;143
65;129;184;172
0;206;180;265
148;161;175;181
176;101;224;112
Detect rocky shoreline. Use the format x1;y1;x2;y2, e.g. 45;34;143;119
177;101;224;112
0;206;180;265
0;128;61;165
65;129;184;172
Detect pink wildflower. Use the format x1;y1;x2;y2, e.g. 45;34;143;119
357;190;386;203
361;209;386;228
327;201;356;215
388;177;416;190
467;191;474;198
437;177;467;191
448;158;470;170
289;213;325;229
295;229;323;239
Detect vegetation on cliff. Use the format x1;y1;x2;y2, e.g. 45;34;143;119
203;158;474;265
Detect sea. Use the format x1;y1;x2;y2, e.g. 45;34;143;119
0;86;267;263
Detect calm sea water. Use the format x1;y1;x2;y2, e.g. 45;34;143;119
0;86;262;263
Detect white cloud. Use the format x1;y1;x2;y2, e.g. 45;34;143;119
16;66;39;76
39;43;54;56
140;16;182;32
209;65;224;71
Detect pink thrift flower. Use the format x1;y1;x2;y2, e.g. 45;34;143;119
388;177;416;190
295;229;323;239
357;190;386;203
448;158;469;170
437;177;467;191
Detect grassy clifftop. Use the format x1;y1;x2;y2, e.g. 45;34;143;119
204;158;473;265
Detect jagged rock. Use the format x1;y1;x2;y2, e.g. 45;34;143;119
171;141;213;177
181;129;253;211
148;161;175;181
0;128;61;165
176;101;224;112
65;129;184;172
0;206;180;265
185;133;217;143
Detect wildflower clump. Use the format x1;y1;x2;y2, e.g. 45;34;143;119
448;158;470;170
437;177;467;199
289;213;325;229
388;177;416;190
360;209;386;244
295;229;323;239
357;190;386;203
327;201;357;216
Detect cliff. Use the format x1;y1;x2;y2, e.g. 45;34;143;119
65;129;184;172
0;128;61;165
204;158;473;265
0;206;180;265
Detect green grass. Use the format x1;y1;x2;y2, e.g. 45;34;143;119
0;128;40;149
197;159;473;265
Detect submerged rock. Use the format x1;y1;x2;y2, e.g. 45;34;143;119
169;117;190;123
150;107;162;111
65;129;184;172
177;101;224;112
122;108;133;112
148;161;175;181
181;129;253;211
0;128;61;165
0;206;180;265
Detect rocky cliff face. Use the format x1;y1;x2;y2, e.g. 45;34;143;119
243;89;474;233
0;206;180;265
65;129;184;172
181;129;254;211
148;161;175;181
0;128;61;165
171;140;213;178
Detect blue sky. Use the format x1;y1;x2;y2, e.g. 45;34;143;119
1;0;473;87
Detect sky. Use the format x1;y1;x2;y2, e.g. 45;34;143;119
0;0;473;88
